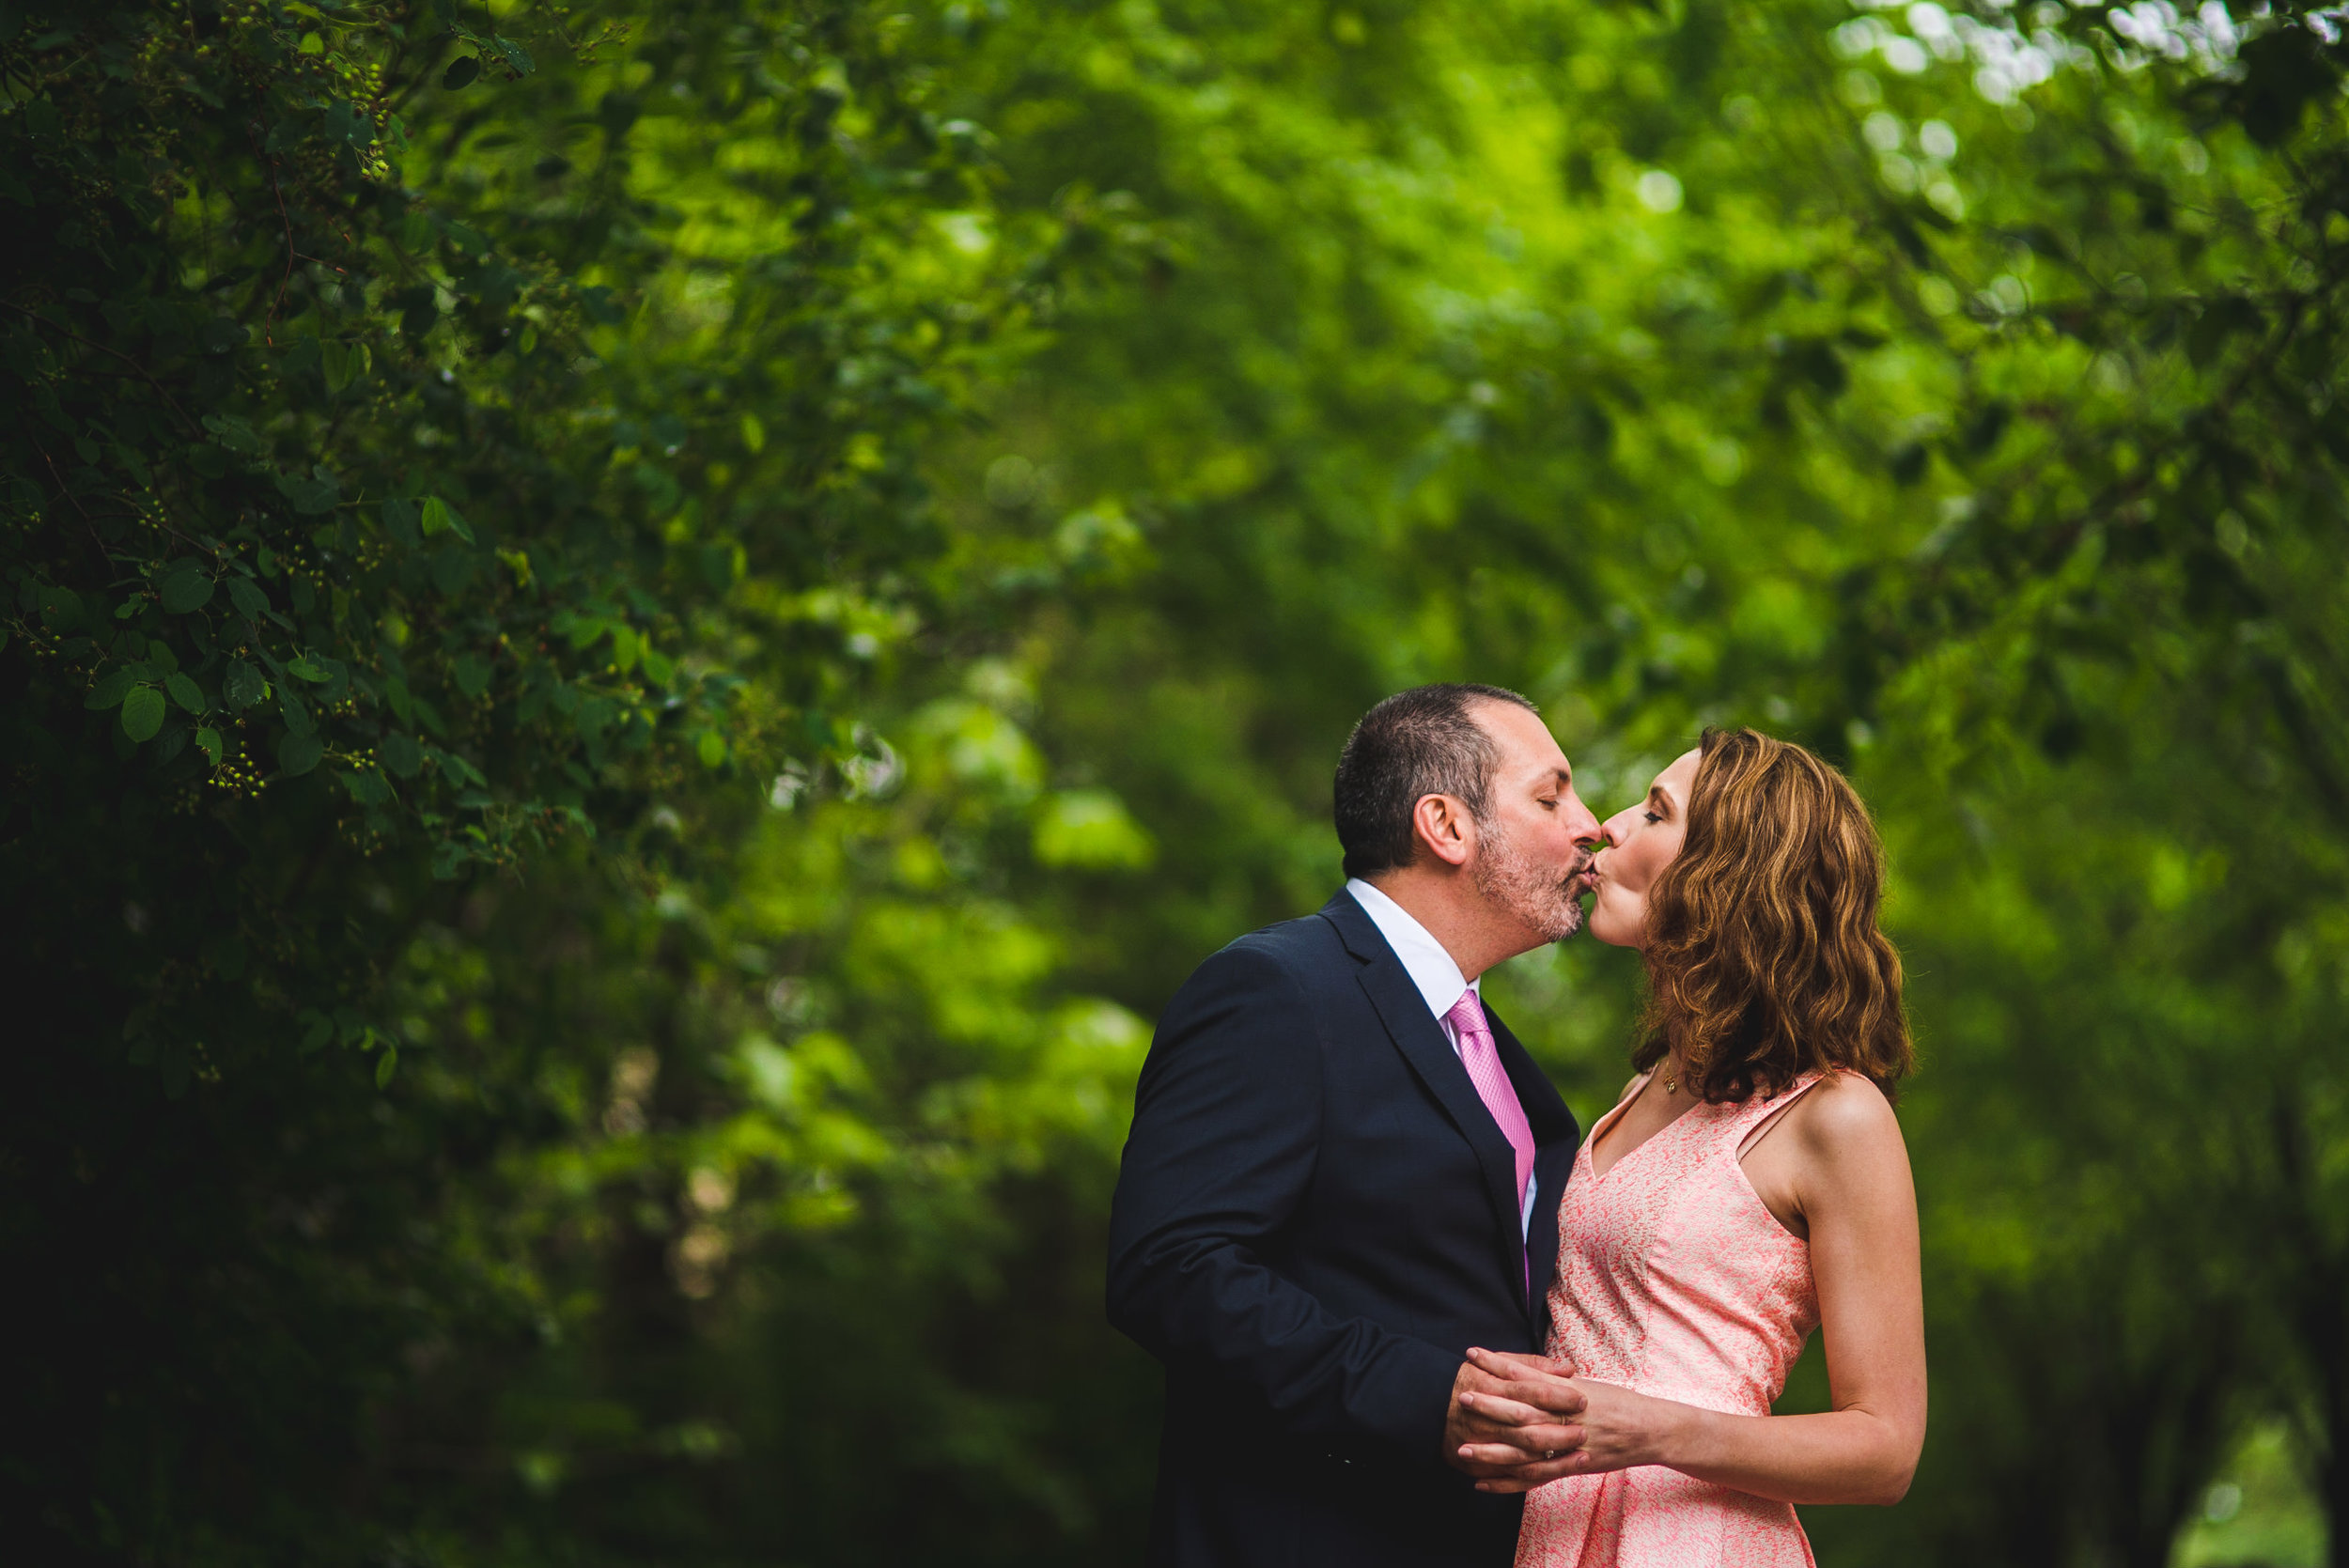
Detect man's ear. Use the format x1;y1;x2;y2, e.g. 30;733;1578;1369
1411;793;1475;869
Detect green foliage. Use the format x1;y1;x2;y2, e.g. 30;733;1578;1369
12;0;2349;1565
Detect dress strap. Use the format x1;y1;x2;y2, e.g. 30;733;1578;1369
1727;1069;1831;1159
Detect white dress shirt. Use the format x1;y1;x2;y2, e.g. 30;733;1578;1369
1346;877;1538;1237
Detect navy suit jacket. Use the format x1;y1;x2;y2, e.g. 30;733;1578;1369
1108;892;1582;1568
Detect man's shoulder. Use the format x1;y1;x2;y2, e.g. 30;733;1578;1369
1189;904;1357;997
1228;904;1353;966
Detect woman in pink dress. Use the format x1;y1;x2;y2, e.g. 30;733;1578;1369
1451;727;1927;1567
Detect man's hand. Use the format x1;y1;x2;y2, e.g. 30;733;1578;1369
1454;1349;1698;1494
1442;1348;1587;1487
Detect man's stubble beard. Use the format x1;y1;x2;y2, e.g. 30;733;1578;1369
1471;814;1589;944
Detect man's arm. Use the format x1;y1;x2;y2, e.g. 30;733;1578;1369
1106;942;1463;1457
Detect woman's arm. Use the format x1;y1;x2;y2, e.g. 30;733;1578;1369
1456;1078;1926;1504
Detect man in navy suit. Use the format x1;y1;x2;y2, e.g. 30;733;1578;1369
1109;684;1606;1567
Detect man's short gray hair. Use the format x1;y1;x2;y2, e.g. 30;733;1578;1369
1332;684;1537;880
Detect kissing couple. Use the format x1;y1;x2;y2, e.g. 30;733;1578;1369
1109;684;1924;1568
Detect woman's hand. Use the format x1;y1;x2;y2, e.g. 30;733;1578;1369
1455;1348;1698;1493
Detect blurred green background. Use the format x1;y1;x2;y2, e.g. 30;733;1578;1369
6;1;2348;1563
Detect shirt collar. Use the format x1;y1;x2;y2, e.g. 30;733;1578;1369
1345;877;1477;1024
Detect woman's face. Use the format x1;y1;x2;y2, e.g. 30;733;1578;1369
1588;748;1703;949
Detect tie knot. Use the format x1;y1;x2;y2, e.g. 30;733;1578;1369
1445;988;1487;1037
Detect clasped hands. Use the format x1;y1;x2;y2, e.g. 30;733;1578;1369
1444;1345;1669;1494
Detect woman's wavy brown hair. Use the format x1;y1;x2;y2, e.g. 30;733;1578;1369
1633;727;1914;1104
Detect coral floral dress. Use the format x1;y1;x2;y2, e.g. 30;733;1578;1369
1515;1071;1830;1568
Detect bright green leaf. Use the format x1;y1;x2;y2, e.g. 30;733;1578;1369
420;495;476;545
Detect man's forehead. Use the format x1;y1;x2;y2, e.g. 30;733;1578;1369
1479;701;1570;775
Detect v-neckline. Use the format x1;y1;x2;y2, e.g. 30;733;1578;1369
1586;1072;1705;1181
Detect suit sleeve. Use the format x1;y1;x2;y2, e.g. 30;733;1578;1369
1106;941;1460;1460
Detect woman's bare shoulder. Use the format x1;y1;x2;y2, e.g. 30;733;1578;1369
1788;1070;1906;1157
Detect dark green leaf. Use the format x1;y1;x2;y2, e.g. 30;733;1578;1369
277;730;323;775
275;468;341;516
85;666;137;709
443;54;481;90
299;1008;334;1053
381;497;422;547
340;768;394;806
164;672;206;714
381;731;423;778
121;685;165;741
160;569;213;613
225;660;268;709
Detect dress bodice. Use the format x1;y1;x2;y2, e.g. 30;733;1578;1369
1545;1071;1824;1418
1516;1072;1831;1568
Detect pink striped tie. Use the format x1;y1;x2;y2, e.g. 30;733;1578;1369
1445;989;1535;1246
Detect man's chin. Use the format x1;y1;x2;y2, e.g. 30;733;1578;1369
1541;900;1587;943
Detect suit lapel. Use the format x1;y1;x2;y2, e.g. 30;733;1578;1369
1487;1001;1580;1335
1319;893;1525;1291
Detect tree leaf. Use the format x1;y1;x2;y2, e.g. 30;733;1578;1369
160;569;214;613
277;730;323;775
226;576;269;621
85;666;138;710
381;731;423;778
275;467;341;516
298;1008;334;1054
121;686;166;741
443;54;480;90
420;495;476;544
340;768;394;806
195;726;223;767
375;1045;398;1088
165;672;207;714
225;660;268;709
381;497;421;547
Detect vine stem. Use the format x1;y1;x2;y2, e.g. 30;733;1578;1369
259;135;297;337
33;441;111;569
3;301;199;433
